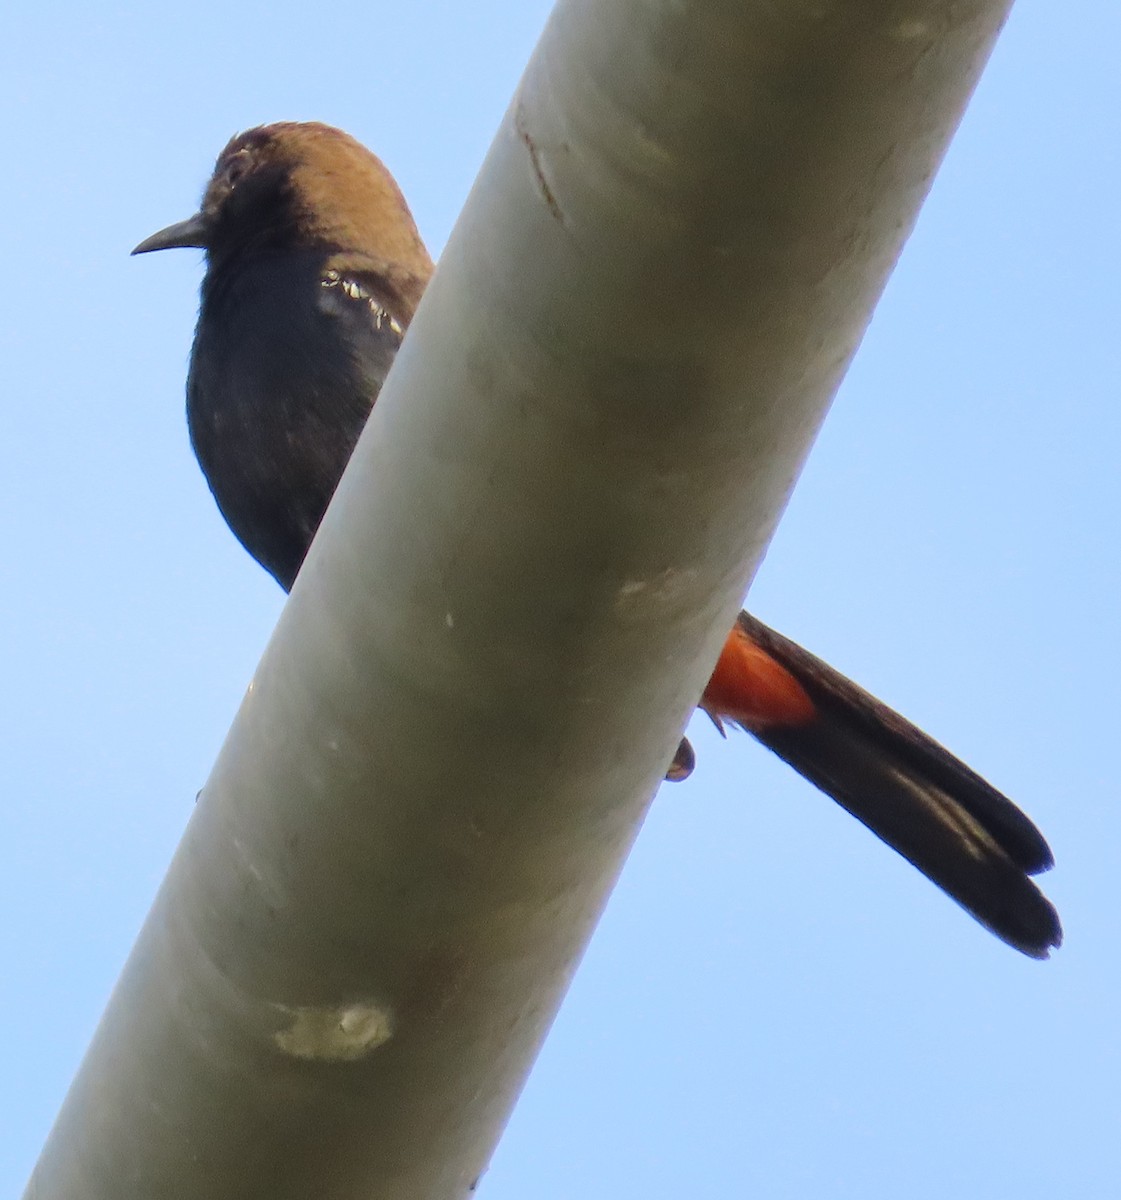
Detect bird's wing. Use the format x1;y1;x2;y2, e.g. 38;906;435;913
322;251;429;330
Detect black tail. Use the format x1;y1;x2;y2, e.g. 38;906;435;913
737;612;1062;958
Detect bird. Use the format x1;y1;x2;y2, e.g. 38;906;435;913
134;121;1061;959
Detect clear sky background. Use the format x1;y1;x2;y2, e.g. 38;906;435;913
3;2;1118;1196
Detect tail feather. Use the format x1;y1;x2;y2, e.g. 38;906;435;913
701;612;1062;958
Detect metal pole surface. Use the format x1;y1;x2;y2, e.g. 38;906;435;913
26;1;1013;1196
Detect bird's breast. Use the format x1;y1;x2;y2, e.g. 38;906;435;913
185;256;396;589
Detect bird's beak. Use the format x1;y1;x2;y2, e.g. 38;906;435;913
131;212;209;255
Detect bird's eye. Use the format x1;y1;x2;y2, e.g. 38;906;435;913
223;151;252;188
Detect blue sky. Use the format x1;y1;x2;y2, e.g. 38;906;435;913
3;2;1118;1195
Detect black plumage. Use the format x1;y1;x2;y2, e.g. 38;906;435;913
134;122;431;589
135;121;1061;957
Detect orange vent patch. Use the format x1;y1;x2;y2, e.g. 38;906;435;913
701;624;816;730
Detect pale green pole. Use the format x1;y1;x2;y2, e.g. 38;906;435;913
25;1;1014;1196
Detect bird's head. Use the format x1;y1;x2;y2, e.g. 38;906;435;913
132;121;431;277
